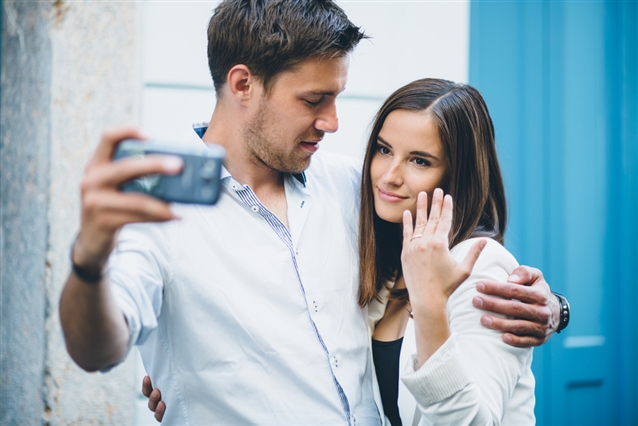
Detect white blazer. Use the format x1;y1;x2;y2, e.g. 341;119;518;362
368;238;536;426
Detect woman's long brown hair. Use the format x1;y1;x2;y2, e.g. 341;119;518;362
358;78;507;307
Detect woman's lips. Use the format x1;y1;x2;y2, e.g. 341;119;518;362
377;187;407;202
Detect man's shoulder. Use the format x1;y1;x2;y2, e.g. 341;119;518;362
306;151;362;185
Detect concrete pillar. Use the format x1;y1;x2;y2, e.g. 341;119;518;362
1;1;141;424
1;1;51;424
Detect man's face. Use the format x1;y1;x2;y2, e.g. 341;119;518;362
243;55;350;174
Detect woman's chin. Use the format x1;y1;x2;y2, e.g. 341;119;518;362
374;209;404;224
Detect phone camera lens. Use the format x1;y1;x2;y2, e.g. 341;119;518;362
200;161;217;180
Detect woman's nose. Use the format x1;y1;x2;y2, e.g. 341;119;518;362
382;162;403;186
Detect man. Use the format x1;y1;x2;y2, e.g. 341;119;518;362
60;1;565;424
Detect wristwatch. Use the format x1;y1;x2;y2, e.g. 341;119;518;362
70;238;103;284
553;292;570;333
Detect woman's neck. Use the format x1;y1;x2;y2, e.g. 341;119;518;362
371;276;411;342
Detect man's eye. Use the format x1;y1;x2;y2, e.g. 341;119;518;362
305;99;322;107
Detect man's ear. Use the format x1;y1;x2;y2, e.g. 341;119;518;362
226;65;261;103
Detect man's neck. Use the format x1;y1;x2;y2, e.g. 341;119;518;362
202;106;285;193
203;106;290;228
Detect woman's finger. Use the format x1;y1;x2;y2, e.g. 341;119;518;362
434;194;454;241
424;188;443;236
402;209;414;251
412;192;428;236
459;239;486;277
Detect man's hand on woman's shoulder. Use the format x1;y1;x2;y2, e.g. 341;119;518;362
472;265;560;347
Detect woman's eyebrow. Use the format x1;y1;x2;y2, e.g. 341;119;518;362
378;136;440;161
410;150;440;161
377;136;392;147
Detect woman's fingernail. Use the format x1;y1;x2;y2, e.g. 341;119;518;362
503;335;512;343
508;274;521;282
481;316;492;326
474;296;484;307
476;282;485;291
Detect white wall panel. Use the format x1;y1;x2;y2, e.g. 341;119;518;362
142;1;216;87
340;0;470;98
141;86;216;141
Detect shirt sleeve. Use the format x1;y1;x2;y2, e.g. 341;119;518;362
400;238;534;426
106;220;173;359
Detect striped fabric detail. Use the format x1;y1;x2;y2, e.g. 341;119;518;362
234;185;352;426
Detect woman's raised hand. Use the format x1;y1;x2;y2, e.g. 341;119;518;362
401;189;486;308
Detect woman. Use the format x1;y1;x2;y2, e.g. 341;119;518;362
360;78;535;425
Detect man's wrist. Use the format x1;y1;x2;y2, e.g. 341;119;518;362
553;292;570;333
71;237;104;284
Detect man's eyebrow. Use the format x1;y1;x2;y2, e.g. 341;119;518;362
300;87;346;97
377;136;441;161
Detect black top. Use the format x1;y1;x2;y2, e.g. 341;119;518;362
372;337;404;426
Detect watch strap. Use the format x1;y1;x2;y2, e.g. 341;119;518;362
70;239;103;284
553;292;570;333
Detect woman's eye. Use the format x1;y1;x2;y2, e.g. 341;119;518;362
378;146;391;155
413;157;431;167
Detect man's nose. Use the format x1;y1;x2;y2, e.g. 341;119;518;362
314;101;339;134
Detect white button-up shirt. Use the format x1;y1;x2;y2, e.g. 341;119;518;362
108;126;381;425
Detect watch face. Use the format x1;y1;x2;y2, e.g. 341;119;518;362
555;294;570;332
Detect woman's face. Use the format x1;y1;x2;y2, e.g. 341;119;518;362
370;109;448;224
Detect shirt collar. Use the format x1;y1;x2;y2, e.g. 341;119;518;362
193;123;307;187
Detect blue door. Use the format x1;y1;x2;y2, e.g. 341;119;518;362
469;1;638;425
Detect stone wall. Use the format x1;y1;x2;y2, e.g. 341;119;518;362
1;1;141;424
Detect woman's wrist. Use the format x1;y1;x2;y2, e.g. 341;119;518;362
410;293;448;319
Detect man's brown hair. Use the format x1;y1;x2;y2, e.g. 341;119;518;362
207;0;366;94
358;78;508;306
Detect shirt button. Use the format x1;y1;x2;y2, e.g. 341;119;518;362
251;206;259;212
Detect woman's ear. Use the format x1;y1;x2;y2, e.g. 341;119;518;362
226;64;261;103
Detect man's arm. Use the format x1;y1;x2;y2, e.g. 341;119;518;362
59;127;182;371
472;265;562;347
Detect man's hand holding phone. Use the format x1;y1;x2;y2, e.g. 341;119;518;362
73;127;225;273
62;127;190;371
72;128;185;274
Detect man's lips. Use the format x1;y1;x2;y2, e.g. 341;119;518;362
300;141;320;153
377;187;408;202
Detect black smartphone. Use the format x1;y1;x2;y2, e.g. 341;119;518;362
112;139;225;205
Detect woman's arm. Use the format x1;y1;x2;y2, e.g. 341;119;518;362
404;240;535;425
400;191;534;425
400;190;485;367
